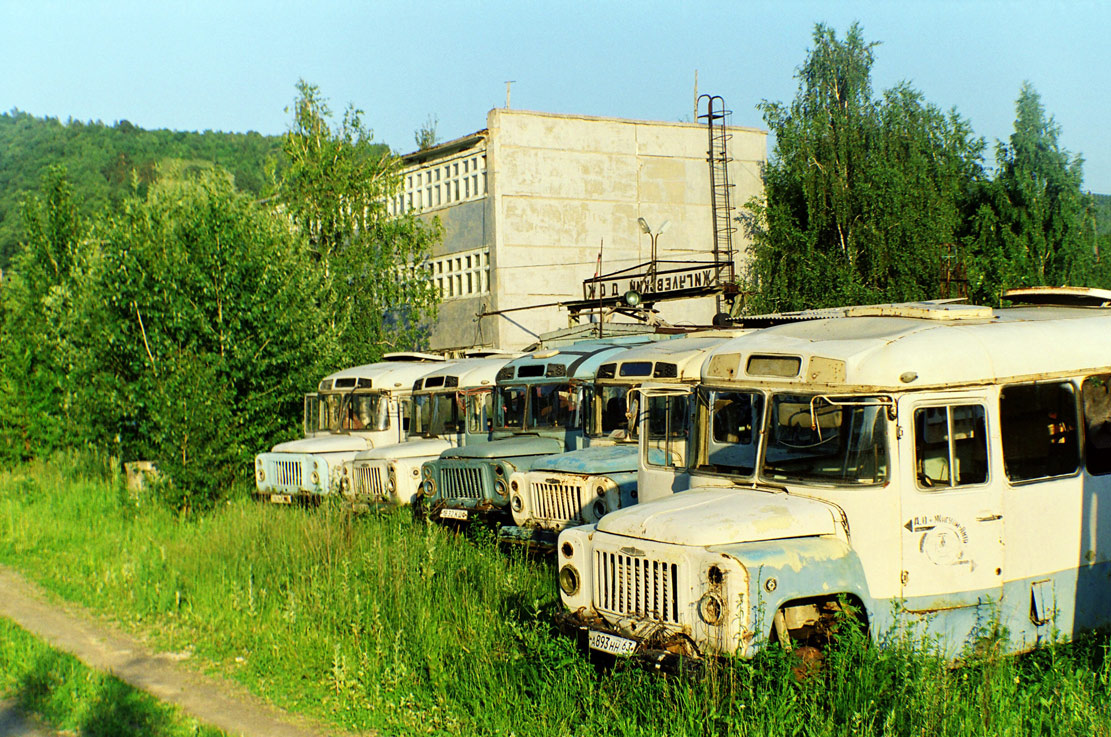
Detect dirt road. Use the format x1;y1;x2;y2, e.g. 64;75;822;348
0;566;367;737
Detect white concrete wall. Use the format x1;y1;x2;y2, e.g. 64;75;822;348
423;109;766;351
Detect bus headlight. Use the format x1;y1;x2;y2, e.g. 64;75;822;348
559;565;580;596
592;499;608;520
698;593;724;625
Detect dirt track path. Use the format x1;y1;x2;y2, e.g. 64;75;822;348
0;565;367;737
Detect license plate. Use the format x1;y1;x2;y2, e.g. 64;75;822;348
270;494;292;505
440;508;468;520
588;630;638;657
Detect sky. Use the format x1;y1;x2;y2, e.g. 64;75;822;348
2;0;1109;192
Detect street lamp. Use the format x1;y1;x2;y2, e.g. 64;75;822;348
637;218;670;293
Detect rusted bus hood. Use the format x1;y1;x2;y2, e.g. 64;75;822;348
271;435;372;453
441;434;564;460
596;487;842;546
528;445;637;475
355;438;451;461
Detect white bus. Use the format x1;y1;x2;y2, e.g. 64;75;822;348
556;292;1111;664
254;353;450;504
344;354;517;509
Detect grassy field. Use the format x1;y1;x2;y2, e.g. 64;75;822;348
0;616;226;737
1;453;1110;736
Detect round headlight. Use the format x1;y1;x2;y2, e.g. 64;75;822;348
596;486;606;497
494;465;505;477
387;478;395;492
423;479;436;497
341;466;349;476
311;471;320;485
495;480;508;498
559;565;580;596
510;479;518;492
561;541;574;559
411;467;420;478
511;495;523;512
256;469;265;483
340;476;350;492
592;499;607;520
698;593;724;625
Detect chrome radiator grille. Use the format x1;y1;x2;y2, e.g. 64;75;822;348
354;465;385;496
274;460;302;488
530;478;584;524
593;549;681;624
441;465;485;500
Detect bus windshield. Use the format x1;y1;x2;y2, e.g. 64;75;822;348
696;389;764;477
588;384;637;438
315;392;388;433
494;383;578;431
762;393;890;485
408;392;465;438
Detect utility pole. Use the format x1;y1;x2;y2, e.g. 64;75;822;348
693;70;698;121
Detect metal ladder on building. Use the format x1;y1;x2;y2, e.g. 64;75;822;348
698;95;736;295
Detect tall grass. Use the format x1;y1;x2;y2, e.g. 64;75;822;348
2;454;1110;736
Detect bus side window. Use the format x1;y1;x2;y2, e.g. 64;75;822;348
1082;375;1111;476
914;405;988;489
1000;382;1079;482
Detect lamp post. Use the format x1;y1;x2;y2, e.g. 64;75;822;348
637;217;670;295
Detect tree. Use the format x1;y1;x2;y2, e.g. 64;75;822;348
741;23;985;312
969;83;1100;298
415;115;439;151
84;167;329;508
279;81;440;366
0;166;92;460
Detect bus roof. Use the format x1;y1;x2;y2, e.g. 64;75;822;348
703;303;1111;390
596;331;744;383
320;359;457;392
497;336;664;384
412;355;520;391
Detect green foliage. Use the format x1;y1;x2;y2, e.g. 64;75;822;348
279;80;440;366
415;114;440;151
84;170;328;506
743;24;1106;312
3;464;1111;736
0;110;283;267
0;167;94;461
966;83;1104;300
0;84;442;509
742;23;986;313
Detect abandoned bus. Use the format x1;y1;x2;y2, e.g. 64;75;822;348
420;337;660;524
500;333;735;549
254;353;450;504
556;294;1111;663
344;354;516;509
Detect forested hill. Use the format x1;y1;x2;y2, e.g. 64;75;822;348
0;109;284;266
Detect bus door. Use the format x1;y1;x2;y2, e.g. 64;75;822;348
637;387;695;504
899;393;1004;610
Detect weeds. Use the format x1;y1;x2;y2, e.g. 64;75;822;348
1;460;1111;735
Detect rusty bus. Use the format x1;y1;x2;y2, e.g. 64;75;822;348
556;293;1111;664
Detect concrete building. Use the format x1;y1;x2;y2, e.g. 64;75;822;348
394;108;767;352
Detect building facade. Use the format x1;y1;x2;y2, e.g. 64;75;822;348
396;108;767;352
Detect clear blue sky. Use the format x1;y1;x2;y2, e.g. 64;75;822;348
3;0;1108;191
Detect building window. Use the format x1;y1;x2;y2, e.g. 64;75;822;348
429;248;491;301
